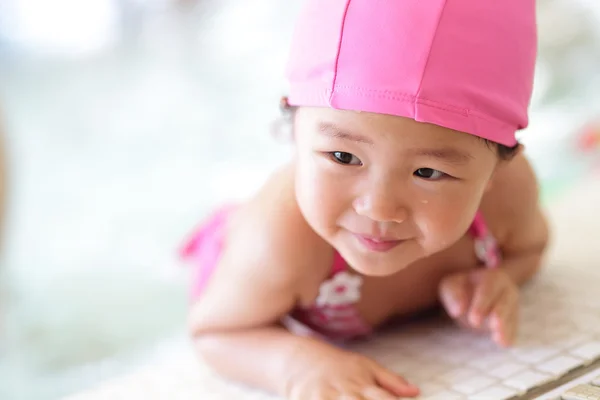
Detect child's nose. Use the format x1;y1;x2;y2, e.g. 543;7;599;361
353;192;408;223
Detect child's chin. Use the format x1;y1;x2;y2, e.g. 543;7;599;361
351;258;411;277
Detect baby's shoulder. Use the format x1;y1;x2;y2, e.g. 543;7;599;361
480;153;541;241
226;164;334;296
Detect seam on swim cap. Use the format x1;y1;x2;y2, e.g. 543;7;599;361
331;84;514;129
328;0;353;107
414;0;450;116
332;84;469;116
331;84;515;128
332;85;415;100
290;81;514;132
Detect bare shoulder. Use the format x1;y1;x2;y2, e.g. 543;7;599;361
229;163;334;297
188;163;333;334
481;153;539;223
481;152;549;254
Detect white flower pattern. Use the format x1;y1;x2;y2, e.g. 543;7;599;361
315;271;363;307
474;234;500;268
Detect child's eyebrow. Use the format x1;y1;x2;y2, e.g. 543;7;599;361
412;147;475;165
318;122;474;164
318;122;374;145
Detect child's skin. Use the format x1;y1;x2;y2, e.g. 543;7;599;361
188;107;549;400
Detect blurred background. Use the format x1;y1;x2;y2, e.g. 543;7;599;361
0;0;599;399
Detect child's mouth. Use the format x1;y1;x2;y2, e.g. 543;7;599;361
353;234;403;252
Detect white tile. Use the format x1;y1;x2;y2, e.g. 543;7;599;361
510;346;561;364
436;348;481;366
487;361;527;379
387;359;423;375
418;381;446;397
469;339;499;352
467;385;519;400
562;383;600;400
406;363;450;381
437;367;478;384
569;340;600;362
536;354;584;376
433;329;474;346
421;390;464;400
395;336;438;353
452;376;496;395
467;353;511;370
397;360;436;376
503;370;552;392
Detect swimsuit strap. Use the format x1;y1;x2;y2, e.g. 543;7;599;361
331;250;348;274
468;211;489;239
469;211;501;268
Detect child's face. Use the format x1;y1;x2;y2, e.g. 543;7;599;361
294;107;500;276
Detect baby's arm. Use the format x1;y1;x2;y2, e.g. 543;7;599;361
189;267;322;395
485;153;549;284
469;154;549;343
188;198;324;394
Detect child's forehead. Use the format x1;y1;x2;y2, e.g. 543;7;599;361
298;107;466;141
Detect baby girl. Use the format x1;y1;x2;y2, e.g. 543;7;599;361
183;1;548;399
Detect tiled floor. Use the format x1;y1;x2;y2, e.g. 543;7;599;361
0;0;599;399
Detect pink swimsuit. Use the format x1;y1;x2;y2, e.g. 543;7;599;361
181;207;501;342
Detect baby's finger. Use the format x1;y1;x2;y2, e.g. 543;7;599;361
489;289;517;329
502;304;519;346
468;273;504;327
372;363;420;398
490;291;519;346
504;310;519;346
492;308;518;347
439;274;470;318
362;386;398;400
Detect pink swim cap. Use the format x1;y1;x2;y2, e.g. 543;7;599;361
285;0;537;146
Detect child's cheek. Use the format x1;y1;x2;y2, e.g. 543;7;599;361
415;202;476;253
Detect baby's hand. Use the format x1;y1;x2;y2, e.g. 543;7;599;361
438;268;519;347
284;344;420;400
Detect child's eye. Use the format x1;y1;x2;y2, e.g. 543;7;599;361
414;168;445;180
329;151;362;166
